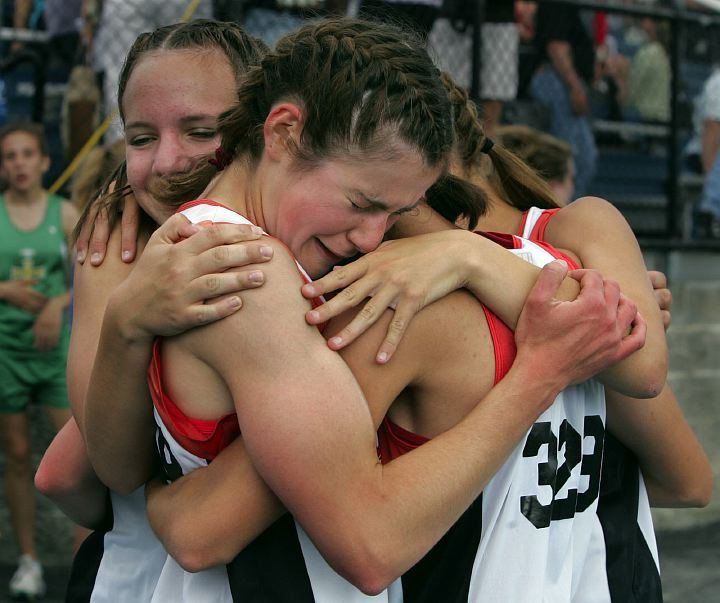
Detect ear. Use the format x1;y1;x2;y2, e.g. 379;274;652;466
41;155;50;174
263;102;304;162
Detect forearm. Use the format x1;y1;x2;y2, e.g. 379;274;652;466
606;384;712;508
701;120;720;174
146;437;285;572
547;41;583;89
13;0;31;29
460;230;579;329
287;365;559;594
35;419;110;528
84;296;157;494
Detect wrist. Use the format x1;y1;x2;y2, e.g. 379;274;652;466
106;288;154;345
505;352;564;412
456;230;486;293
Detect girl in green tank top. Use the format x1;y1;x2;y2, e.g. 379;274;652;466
0;122;80;600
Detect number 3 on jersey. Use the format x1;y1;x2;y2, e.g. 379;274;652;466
520;415;605;529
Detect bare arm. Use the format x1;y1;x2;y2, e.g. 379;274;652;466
181;248;640;593
84;218;272;493
547;40;588;115
304;227;580;361
606;385;712;508
35;419;110;528
701;119;720;174
544;196;667;397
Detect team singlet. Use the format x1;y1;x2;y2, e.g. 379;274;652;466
149;200;402;603
380;232;607;603
519;206;662;602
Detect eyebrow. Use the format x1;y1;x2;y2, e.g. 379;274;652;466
124;115;216;130
355;191;422;213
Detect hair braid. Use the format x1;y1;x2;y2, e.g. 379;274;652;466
441;73;558;211
156;18;454;209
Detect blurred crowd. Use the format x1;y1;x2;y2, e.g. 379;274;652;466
0;1;719;599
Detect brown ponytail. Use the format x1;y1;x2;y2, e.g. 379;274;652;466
441;73;559;211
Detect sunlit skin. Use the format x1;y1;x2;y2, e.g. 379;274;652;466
241;141;441;278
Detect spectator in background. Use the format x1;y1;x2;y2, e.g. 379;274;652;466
698;145;720;238
12;0;82;68
0;122;79;601
606;17;671;123
528;0;598;199
479;0;518;137
496;124;575;206
684;63;720;238
88;0;213;142
241;0;337;48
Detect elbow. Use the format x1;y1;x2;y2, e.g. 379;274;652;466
679;472;714;508
339;559;397;596
173;549;218;574
613;357;668;400
34;459;70;499
161;522;237;573
96;471;141;496
322;532;401;595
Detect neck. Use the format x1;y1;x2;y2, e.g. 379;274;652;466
203;160;269;232
475;190;524;234
5;186;46;206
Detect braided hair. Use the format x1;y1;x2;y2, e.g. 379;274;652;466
155;17;455;207
441;73;558;212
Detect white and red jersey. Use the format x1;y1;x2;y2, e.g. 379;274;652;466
148;200;402;603
379;231;607;603
519;206;662;602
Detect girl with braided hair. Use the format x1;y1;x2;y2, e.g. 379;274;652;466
76;16;647;602
291;73;708;600
34;20;277;602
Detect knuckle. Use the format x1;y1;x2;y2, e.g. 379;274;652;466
194;306;210;325
358;303;377;322
204;224;224;244
388;316;406;334
331;266;348;284
206;276;220;293
212;245;230;263
338;286;358;306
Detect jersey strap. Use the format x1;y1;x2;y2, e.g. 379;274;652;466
148;199;326;461
148;339;239;461
517;207;579;269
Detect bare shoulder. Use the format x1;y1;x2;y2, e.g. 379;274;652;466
188;236;321;369
546;196;638;254
73;225;149;312
335;289;491;380
551;196;632;235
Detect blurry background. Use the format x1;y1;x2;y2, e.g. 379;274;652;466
0;1;718;601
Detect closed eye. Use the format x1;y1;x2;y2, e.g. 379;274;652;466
127;134;156;147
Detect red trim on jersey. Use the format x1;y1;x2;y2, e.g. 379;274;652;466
177;198;231;213
519;207;562;241
147;200;325;460
377;231;517;463
518;209;579;269
149;340;239;461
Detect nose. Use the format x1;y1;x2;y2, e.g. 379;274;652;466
152;136;190;176
348;213;389;254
